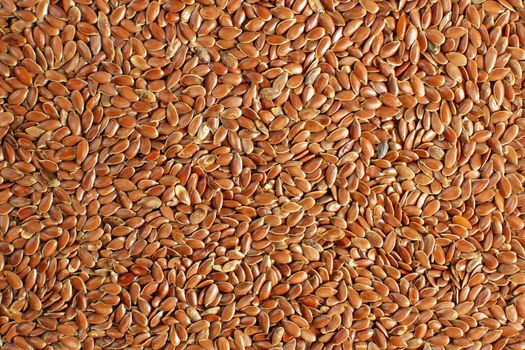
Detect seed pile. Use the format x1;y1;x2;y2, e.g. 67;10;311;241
0;0;525;349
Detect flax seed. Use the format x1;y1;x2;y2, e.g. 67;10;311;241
0;0;524;349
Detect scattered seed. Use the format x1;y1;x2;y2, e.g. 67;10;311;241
0;1;524;350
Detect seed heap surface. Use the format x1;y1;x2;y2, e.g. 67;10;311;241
0;0;525;349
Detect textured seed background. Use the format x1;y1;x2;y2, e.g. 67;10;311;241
0;0;525;349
